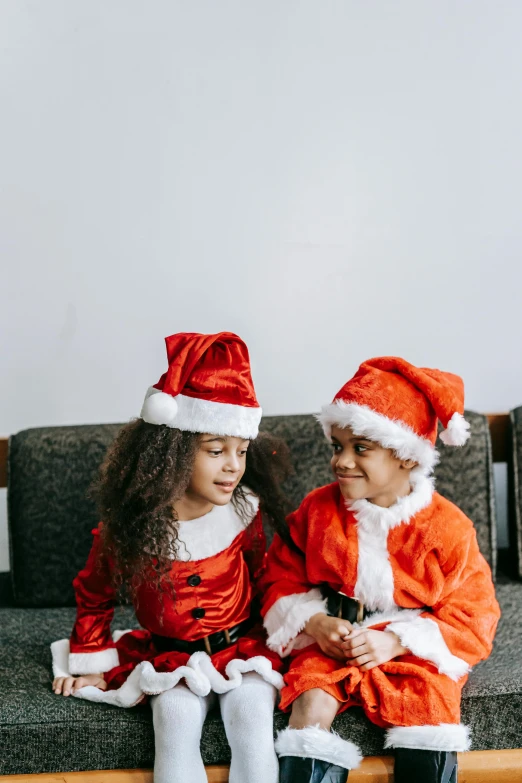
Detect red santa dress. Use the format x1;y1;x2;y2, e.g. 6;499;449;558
52;494;284;708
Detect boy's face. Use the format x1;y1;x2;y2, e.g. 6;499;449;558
330;425;415;507
186;434;249;507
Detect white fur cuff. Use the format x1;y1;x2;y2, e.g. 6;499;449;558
384;723;471;752
276;726;362;769
51;639;72;678
385;616;470;681
264;589;327;656
69;646;120;675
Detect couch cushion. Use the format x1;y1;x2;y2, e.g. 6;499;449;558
7;411;496;608
0;582;519;774
509;407;522;578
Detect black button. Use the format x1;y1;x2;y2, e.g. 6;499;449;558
192;607;206;620
187;574;202;587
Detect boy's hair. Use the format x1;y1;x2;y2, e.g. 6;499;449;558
92;419;292;600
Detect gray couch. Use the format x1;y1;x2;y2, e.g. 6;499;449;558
510;406;522;579
1;413;521;774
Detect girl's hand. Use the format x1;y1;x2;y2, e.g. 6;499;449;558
341;629;408;671
53;674;107;696
304;613;353;661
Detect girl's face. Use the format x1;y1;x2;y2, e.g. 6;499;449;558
185;434;249;509
330;425;415;508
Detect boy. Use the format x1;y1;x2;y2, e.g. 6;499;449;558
261;357;500;783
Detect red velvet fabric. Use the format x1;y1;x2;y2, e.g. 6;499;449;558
69;510;283;690
153;331;259;408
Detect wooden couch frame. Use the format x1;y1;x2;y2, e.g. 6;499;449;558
0;414;519;782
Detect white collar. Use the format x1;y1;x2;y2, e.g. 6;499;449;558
176;492;259;562
345;471;434;533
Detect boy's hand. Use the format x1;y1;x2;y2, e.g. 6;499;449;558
304;613;353;661
341;629;408;671
53;674;107;696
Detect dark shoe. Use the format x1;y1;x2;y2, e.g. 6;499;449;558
394;749;458;783
279;755;349;783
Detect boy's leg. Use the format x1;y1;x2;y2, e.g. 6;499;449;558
276;688;362;783
289;687;341;730
151;684;213;783
219;673;279;783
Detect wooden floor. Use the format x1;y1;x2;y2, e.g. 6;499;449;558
1;751;522;783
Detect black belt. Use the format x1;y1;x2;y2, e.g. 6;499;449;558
151;617;254;656
322;584;368;624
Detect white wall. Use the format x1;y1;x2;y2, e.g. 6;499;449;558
2;0;522;569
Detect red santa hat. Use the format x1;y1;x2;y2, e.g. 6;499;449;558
140;332;262;439
317;357;470;474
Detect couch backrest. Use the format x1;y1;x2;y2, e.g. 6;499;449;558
509;407;522;578
7;411;496;607
8;424;122;607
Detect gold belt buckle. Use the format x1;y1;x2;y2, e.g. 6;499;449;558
203;628;232;655
337;592;365;623
338;589;348;619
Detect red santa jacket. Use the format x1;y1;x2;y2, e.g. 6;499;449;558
68;495;266;676
260;473;500;681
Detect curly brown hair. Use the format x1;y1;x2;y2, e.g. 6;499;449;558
93;419;292;598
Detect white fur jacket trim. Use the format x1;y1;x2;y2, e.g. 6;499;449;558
264;589;327;656
385;615;470;681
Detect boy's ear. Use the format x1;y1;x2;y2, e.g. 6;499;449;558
401;459;417;470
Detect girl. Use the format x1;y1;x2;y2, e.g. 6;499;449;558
51;331;290;783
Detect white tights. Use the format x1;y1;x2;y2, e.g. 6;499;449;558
151;673;278;783
220;673;279;783
152;683;211;783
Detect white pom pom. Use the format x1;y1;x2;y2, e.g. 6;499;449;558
439;412;470;447
140;391;178;427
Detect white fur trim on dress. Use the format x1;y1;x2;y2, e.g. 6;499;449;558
176;494;259;561
68;646;120;675
139;651;284;695
141;387;262;440
275;726;362;769
385;615;470;681
440;412;471;447
348;472;433;612
384;723;471;752
317;401;439;474
264;589;327;656
51;638;283;708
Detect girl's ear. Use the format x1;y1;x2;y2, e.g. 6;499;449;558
401;458;417;470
